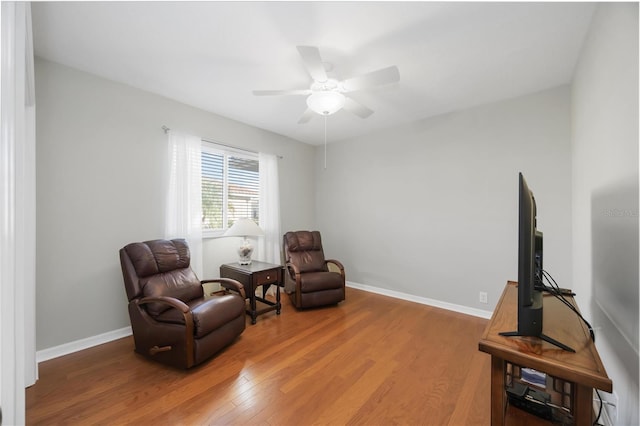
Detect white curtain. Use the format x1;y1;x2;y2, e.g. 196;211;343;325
165;131;203;278
258;152;281;265
0;2;37;424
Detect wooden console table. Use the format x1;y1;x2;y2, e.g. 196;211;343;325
478;281;612;425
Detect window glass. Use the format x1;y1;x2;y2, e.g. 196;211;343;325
201;143;259;235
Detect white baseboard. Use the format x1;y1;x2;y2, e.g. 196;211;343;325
36;326;132;363
346;281;494;319
36;284;492;364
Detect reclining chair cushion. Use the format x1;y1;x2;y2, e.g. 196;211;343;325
284;231;326;273
288;251;326;273
299;271;344;293
140;268;203;317
125;239;190;277
154;294;245;338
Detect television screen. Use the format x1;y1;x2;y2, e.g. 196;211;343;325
517;172;543;335
500;173;574;352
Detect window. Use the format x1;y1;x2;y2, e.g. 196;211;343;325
201;142;259;236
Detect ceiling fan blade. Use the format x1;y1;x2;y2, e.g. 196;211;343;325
252;89;311;96
343;97;374;119
298;108;315;124
342;66;400;92
296;46;328;83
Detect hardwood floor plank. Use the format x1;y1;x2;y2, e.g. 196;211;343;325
26;287;490;425
314;357;402;425
448;352;492;426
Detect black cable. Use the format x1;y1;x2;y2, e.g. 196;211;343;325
593;389;604;426
540;270;602;426
541;270;595;342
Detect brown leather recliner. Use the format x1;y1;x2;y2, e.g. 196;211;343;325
119;239;246;369
283;231;345;308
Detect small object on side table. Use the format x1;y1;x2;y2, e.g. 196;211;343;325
220;261;283;324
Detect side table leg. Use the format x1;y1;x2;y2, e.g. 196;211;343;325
490;356;506;426
574;384;593;425
250;293;257;325
276;281;281;315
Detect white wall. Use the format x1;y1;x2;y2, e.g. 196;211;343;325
315;86;573;312
571;3;639;425
35;57;316;350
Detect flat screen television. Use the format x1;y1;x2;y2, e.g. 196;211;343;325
500;173;574;352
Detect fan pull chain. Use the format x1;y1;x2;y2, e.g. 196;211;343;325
324;114;327;169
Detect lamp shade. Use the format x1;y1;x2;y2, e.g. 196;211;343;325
306;91;345;116
224;218;265;237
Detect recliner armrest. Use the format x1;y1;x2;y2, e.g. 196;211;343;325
325;259;345;276
138;296;194;329
139;296;189;313
202;278;246;299
285;262;301;280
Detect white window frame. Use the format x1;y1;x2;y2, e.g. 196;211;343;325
201;141;259;238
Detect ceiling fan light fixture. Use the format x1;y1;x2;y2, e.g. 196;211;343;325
306;91;345;116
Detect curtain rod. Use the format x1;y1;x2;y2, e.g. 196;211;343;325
162;125;283;159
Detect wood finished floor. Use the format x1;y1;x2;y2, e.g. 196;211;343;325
26;287;491;425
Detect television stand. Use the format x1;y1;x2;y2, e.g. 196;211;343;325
479;281;612;426
499;330;575;353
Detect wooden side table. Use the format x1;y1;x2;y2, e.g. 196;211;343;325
479;281;612;425
220;261;283;324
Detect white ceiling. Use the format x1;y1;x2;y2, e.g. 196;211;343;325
31;1;596;145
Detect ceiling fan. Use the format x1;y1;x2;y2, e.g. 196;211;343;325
253;46;400;124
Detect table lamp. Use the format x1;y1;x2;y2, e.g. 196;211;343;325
224;218;265;265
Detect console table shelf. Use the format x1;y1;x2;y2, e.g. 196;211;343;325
478;281;612;425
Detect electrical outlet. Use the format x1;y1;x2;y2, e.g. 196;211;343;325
604;391;618;426
594;390;618;426
479;291;488;304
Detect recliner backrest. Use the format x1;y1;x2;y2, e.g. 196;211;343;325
120;239;203;316
283;231;328;273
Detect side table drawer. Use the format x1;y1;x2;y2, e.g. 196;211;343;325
254;269;279;286
219;267;249;291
